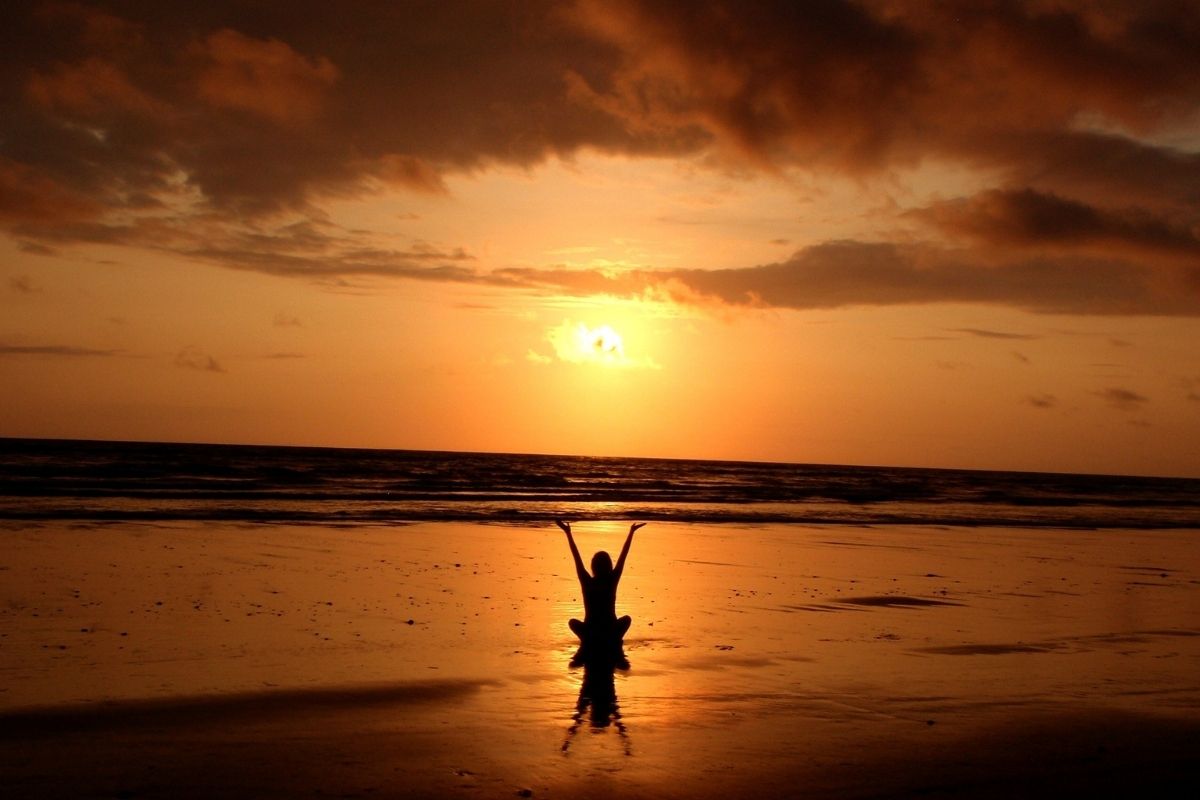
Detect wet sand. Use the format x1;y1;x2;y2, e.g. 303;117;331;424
1;520;1198;797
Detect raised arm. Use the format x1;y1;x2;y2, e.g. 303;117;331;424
613;522;645;583
557;519;588;583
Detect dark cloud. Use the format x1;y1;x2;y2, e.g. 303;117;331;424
569;0;923;169
8;275;37;293
174;345;224;373
914;188;1200;262
1093;387;1149;411
496;241;1200;315
17;241;57;255
572;2;1200;178
976;130;1200;213
0;0;652;220
1;1;1198;315
947;328;1038;341
187;242;478;281
0;343;119;356
10;210;483;282
1026;394;1057;409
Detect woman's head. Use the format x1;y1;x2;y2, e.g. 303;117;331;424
591;550;613;577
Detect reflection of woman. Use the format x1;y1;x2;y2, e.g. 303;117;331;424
557;520;644;654
561;660;631;755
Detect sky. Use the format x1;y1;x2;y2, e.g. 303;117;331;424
2;0;1199;477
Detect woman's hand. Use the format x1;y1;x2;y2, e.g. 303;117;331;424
629;522;645;534
556;519;572;535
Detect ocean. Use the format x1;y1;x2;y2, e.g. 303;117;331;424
2;438;1198;528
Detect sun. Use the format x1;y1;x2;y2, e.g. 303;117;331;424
579;324;625;362
539;318;657;369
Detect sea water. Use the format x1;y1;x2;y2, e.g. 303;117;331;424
1;437;1198;528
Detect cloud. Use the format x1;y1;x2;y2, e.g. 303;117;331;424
17;241;57;255
184;232;479;280
568;0;921;169
914;189;1200;263
4;2;1194;207
0;343;119;356
0;158;104;226
8;275;37;293
193;29;339;123
27;56;163;117
570;2;1200;179
979;129;1200;212
30;206;1185;315
1093;387;1149;411
10;211;483;283
174;346;225;373
947;328;1038;341
2;1;1199;316
1;1;645;221
272;312;302;327
496;241;1200;316
1026;394;1057;409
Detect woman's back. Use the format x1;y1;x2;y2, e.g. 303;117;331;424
580;571;618;624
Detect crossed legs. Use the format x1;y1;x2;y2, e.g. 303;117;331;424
570;615;631;642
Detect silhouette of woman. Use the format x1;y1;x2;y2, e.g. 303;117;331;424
557;520;644;660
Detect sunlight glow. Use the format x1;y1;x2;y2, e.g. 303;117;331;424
579;324;625;362
537;319;658;369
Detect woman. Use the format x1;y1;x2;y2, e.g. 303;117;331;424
557;519;644;656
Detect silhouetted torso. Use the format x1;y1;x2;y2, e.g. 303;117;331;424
580;572;617;625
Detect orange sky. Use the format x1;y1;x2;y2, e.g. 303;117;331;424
2;1;1199;477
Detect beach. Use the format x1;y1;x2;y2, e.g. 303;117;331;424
6;0;1200;794
2;519;1198;798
